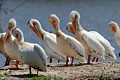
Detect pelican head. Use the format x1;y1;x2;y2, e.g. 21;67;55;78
69;10;80;22
5;18;17;40
48;14;60;31
12;28;24;42
69;11;81;33
8;18;17;31
109;21;120;33
27;19;41;30
27;19;44;39
66;22;75;34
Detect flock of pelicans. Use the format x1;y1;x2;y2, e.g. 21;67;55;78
0;10;120;75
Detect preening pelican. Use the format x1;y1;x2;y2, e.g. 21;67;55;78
27;19;67;63
18;40;47;75
69;11;106;63
13;28;47;74
49;14;86;66
67;22;116;61
109;21;120;47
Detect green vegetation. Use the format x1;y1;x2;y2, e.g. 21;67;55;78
0;72;9;77
25;75;63;80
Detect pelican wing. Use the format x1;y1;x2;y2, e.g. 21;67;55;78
90;31;110;44
20;43;47;71
66;36;85;57
90;31;115;50
43;33;57;52
82;30;105;60
96;39;116;60
89;31;116;60
43;42;50;56
34;44;47;66
43;33;66;61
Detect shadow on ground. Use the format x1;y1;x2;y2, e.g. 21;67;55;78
47;62;96;67
10;74;38;78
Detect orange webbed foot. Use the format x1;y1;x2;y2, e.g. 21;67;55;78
9;65;19;70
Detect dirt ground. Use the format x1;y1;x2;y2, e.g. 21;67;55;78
0;62;120;80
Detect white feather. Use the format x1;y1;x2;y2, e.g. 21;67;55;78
43;33;66;61
20;43;47;71
82;30;105;60
90;31;116;60
66;36;85;58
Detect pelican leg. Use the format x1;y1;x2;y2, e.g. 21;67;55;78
58;60;60;63
29;66;32;75
92;57;96;62
66;56;69;66
15;60;19;69
87;55;91;64
4;57;10;66
71;57;74;66
7;58;10;65
37;68;39;75
50;58;52;63
96;58;98;62
4;57;8;66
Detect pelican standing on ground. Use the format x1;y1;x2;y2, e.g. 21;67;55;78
89;31;116;61
69;11;106;63
49;14;86;66
66;22;116;61
0;27;25;66
4;18;47;75
27;19;67;63
12;27;47;75
3;18;23;69
0;33;10;66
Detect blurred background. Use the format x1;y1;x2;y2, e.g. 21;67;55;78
0;0;120;66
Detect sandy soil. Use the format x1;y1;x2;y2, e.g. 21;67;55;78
0;62;120;80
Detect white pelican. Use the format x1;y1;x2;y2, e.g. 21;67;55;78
0;33;10;66
89;31;116;61
27;19;67;63
69;11;106;63
0;28;25;66
67;22;116;61
49;14;86;66
12;27;47;74
109;21;120;47
0;28;24;67
4;18;47;75
3;18;23;69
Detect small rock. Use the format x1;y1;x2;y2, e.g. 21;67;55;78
65;71;67;73
70;73;73;74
